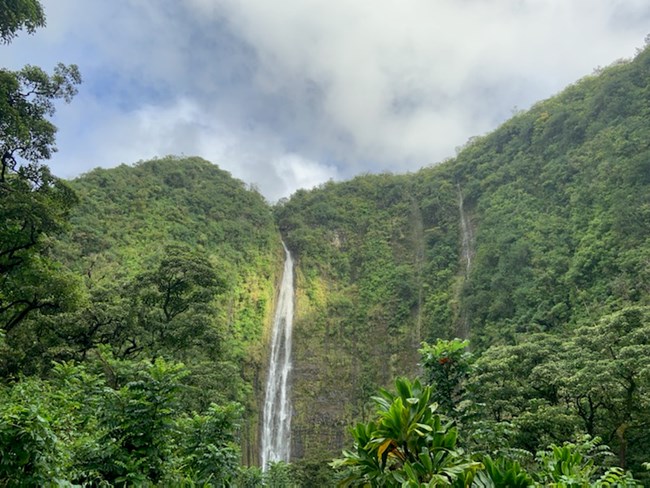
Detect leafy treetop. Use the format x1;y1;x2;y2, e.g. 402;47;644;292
0;0;45;44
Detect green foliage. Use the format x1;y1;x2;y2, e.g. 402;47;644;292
0;380;67;486
128;243;225;357
290;458;337;487
0;0;45;44
238;465;264;487
454;48;650;347
419;339;472;417
0;1;82;339
0;155;281;467
1;63;81;180
468;308;650;473
265;461;296;487
473;456;534;488
89;356;188;483
176;403;242;486
536;441;599;486
333;377;481;487
0;354;245;485
564;307;650;470
334;377;641;487
533;437;639;487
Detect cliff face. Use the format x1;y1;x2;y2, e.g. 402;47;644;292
275;172;466;458
283;175;444;458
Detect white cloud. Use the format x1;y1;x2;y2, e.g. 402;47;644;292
50;93;331;201
203;0;648;172
273;154;339;197
6;0;650;199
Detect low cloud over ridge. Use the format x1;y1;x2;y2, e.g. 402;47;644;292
6;0;650;200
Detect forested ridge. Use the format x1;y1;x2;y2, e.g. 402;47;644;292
2;2;650;485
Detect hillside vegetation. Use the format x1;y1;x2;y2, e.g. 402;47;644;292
1;156;283;483
62;157;282;459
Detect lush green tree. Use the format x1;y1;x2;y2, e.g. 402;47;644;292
0;234;81;335
0;63;81;181
264;461;296;487
0;0;45;44
40;157;281;460
0;377;67;485
332;377;481;487
237;465;264;487
0;170;81;376
0;0;81;337
129;244;225;357
71;354;187;484
473;455;534;488
419;338;472;418
533;437;638;487
0;360;103;485
0;166;80;338
467;315;650;477
26;244;226;367
0;351;245;485
290;458;337;487
175;403;242;486
564;306;650;469
469;334;581;453
333;377;639;487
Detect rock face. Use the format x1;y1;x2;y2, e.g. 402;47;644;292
277;174;461;459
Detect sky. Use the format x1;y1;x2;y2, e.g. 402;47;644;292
5;0;650;201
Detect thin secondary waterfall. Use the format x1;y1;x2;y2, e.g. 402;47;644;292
457;184;474;339
457;184;474;277
260;243;294;471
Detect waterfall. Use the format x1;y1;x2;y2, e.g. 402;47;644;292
260;243;294;471
457;184;474;276
456;184;474;339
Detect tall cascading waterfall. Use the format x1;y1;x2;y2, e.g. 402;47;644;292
260;243;295;471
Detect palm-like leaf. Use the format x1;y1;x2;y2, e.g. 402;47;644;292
333;377;480;487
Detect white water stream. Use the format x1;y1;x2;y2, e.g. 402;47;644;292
458;184;474;276
260;243;294;470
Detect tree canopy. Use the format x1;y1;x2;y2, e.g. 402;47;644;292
0;0;45;44
0;0;81;337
